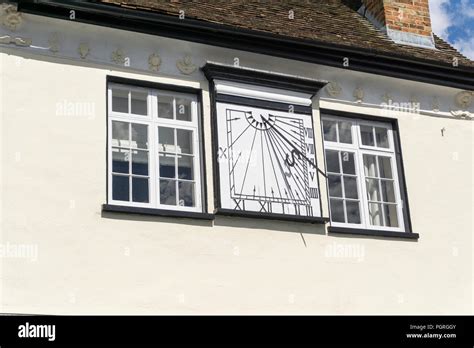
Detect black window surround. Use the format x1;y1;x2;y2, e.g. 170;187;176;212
321;108;418;240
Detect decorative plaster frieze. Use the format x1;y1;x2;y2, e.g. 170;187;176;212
111;48;126;65
176;55;197;75
454;91;473;109
353;87;364;103
450;110;473;119
148;53;161;71
382;92;393;103
78;43;90;59
0;3;23;31
325;82;342;97
48;33;60;54
432;97;440;112
0;35;31;47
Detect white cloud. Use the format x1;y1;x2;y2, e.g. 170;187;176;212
429;0;452;38
453;37;474;59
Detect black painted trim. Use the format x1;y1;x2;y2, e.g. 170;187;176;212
216;208;329;224
18;0;474;90
215;94;312;115
328;226;419;240
202;63;327;97
103;204;215;220
320;108;415;236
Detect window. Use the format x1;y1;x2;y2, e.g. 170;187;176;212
108;83;203;213
322;115;406;232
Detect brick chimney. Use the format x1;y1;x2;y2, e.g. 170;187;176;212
359;0;435;48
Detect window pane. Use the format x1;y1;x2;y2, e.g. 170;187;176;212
383;204;399;227
112;121;129;147
177;129;193;154
341;151;355;174
175;98;192;121
112;148;129;174
363;154;378;177
360;125;375;146
178;155;194;180
328;174;343;197
378;156;393;178
375;127;389;148
381;180;395;202
131;124;148;149
158;95;174;119
330;199;345;222
159;153;176;178
112;175;129;201
178;181;195;207
159;127;175;152
325;150;340;173
366;178;381;201
112;89;128;113
132;177;149;203
368;203;383;226
323;120;337;142
344;176;358;199
132;150;148;176
160;179;176;205
338;121;352;144
346;201;361;224
131;90;148;115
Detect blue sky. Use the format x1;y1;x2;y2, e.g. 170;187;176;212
429;0;474;59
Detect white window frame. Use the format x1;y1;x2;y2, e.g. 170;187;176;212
322;115;405;232
107;83;203;213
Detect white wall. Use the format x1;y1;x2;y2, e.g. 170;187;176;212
0;14;472;314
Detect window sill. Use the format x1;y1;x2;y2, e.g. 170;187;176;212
328;226;419;239
215;208;330;224
102;204;215;220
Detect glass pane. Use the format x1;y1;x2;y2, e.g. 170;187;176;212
381;180;395;202
131;90;148;115
363;154;378;177
112;147;129;174
160;179;176;205
112;175;129;201
175;98;192;121
177;129;193;154
159;127;175;152
328;174;343;197
368;202;383;226
131;123;148;149
366;178;381;201
178;155;194;180
178;181;195;207
325;150;340;173
112;121;129;147
132;150;148;176
378;156;393;179
132;177;149;203
360;125;375;146
338;121;352;144
375;127;389;148
346;201;361;224
330;199;345;223
341;151;355;174
158;95;174;119
344;176;358;199
383;204;399;227
159;153;176;178
112;89;128;113
323;120;337;142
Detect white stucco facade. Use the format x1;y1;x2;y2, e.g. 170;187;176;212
0;12;473;314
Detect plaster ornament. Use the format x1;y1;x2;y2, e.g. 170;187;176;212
450;110;472;119
353;87;364;103
176;55;197;75
148;53;161;71
382;92;393;103
111;48;126;65
0;35;31;46
0;4;23;31
454;91;473;109
48;33;60;53
432;97;440;112
78;43;90;59
409;95;418;105
326;82;342;97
